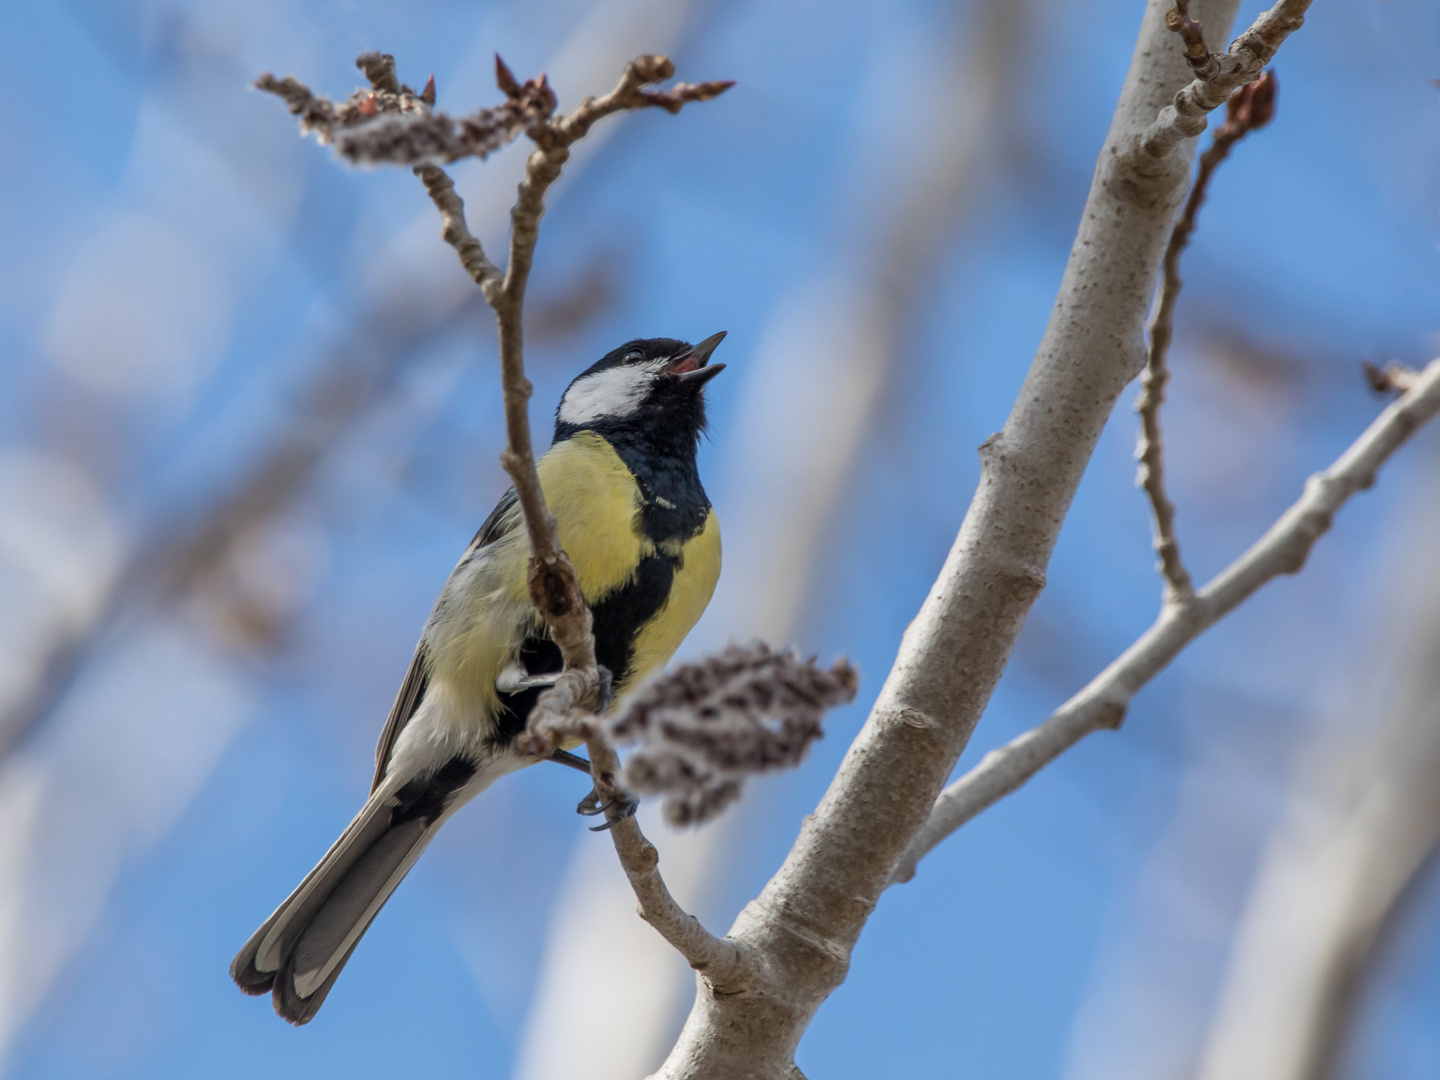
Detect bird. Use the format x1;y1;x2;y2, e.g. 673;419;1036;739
231;332;726;1024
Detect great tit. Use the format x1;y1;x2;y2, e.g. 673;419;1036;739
231;332;726;1023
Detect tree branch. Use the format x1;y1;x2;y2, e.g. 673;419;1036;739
652;3;1265;1076
480;52;729;744
262;43;735;985
379;49;736;973
592;732;752;983
1165;0;1222;80
894;358;1440;883
1134;0;1308;162
1137;71;1277;604
412;164;503;297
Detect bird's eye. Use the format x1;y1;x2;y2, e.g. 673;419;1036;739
623;350;644;364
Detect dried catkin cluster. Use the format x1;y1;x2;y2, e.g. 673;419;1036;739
255;52;556;166
609;644;859;826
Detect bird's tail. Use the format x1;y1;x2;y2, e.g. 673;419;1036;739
230;758;477;1024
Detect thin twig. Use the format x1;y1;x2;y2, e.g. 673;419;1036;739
1165;0;1221;81
383;49;735;963
1138;72;1277;604
261;39;738;999
893;358;1440;884
1363;361;1421;396
1132;0;1308;162
590;733;749;980
413;165;503;297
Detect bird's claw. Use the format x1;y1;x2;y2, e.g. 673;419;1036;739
577;786;639;831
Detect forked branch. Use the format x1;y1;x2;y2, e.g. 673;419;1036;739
1133;0;1307;161
1137;71;1277;604
895;358;1440;883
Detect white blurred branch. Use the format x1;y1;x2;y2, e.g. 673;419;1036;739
896;359;1440;883
1192;467;1440;1080
0;7;677;1063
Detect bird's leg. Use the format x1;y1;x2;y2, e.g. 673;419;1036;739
548;748;592;774
501;663;611;703
499;671;561;692
533;666;630;827
577;665;636;829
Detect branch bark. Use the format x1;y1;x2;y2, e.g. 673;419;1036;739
896;359;1440;883
1136;0;1307;159
646;2;1307;1076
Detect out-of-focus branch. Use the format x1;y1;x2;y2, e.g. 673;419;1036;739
1362;361;1421;396
0;291;486;761
1192;460;1440;1080
1137;72;1277;604
1134;0;1307;161
895;359;1440;883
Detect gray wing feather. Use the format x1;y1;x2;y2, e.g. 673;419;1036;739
369;488;521;791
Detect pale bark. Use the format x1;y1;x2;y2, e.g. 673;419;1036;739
517;6;1029;1073
649;2;1275;1075
896;359;1440;883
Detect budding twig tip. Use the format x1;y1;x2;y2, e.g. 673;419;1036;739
495;53;521;97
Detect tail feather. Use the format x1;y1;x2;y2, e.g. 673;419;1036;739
231;757;476;1023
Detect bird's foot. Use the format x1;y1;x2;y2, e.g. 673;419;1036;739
576;786;640;832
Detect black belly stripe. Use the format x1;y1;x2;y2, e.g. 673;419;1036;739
489;550;681;744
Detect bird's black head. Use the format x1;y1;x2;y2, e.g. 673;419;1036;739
553;333;726;452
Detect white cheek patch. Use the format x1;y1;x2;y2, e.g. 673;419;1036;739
558;360;667;425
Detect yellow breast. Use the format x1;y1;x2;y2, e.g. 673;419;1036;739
427;432;720;727
624;508;720;692
538;433;651;602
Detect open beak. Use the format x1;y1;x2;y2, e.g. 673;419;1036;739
671;331;727;385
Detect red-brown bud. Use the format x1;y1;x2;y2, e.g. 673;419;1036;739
1228;70;1278;132
495;54;522;98
420;74;436;106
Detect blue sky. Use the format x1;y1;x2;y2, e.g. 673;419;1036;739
0;1;1437;1078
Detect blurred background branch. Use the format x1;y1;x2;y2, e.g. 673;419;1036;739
1193;464;1440;1080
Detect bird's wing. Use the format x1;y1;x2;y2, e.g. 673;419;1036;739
369;488;521;792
